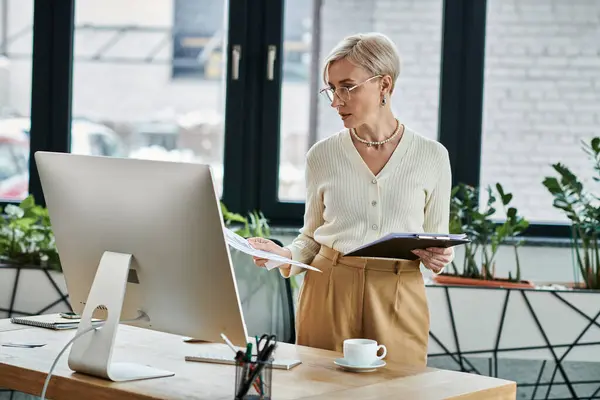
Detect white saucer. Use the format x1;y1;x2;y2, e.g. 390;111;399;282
334;358;386;373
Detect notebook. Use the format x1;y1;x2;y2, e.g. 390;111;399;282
344;232;471;260
10;313;103;330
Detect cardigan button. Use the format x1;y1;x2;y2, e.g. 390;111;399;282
371;179;377;184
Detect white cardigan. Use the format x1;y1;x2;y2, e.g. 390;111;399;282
284;126;453;276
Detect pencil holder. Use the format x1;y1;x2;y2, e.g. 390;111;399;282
234;358;273;400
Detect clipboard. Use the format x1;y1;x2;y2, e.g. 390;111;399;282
343;232;470;260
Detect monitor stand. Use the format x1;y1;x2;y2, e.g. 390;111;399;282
67;251;175;381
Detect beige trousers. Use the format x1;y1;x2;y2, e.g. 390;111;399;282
295;246;430;367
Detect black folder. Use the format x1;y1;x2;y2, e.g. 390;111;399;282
343;233;470;261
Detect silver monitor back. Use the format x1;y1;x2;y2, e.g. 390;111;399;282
35;151;249;347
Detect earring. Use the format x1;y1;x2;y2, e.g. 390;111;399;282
381;95;387;106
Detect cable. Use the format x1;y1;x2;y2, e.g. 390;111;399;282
40;325;98;400
40;311;150;400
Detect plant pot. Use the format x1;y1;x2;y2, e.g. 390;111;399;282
431;273;536;289
0;263;69;318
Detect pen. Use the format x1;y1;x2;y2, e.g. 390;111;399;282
220;333;245;362
245;342;253;362
221;333;236;352
257;335;264;395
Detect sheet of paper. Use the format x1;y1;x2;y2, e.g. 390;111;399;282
223;228;321;272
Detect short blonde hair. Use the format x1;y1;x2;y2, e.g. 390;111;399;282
323;32;401;93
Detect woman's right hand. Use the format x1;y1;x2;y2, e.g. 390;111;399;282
247;237;292;270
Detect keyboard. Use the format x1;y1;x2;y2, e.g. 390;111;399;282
184;353;302;370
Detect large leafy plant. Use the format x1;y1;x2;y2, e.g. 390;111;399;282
0;195;60;271
449;183;529;281
542;137;600;290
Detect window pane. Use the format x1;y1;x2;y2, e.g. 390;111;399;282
481;0;600;223
278;1;312;201
71;0;227;196
0;1;33;202
278;0;444;202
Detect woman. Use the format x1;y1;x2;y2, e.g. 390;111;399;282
249;32;453;367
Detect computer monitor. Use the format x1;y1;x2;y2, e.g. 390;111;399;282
34;151;249;382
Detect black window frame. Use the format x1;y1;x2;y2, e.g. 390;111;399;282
28;0;74;205
8;0;572;240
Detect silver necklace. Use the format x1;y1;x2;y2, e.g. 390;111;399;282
351;119;402;147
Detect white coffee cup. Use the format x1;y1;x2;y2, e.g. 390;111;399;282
343;339;387;366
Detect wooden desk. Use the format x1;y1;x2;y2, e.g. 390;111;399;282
0;321;516;399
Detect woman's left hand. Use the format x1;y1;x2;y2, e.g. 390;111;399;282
411;247;453;274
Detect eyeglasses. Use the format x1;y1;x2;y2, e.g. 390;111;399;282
319;75;382;103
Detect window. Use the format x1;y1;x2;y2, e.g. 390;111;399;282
0;142;27;181
277;1;312;202
276;0;444;203
22;0;583;240
0;0;33;202
172;0;226;79
71;0;228;196
481;1;600;223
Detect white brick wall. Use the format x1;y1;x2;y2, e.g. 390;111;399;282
317;0;442;142
319;0;600;223
481;0;600;223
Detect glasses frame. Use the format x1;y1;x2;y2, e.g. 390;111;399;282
319;75;382;104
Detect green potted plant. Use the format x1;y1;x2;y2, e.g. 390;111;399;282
432;182;533;288
0;195;68;318
0;195;60;271
221;202;271;239
542;137;600;290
